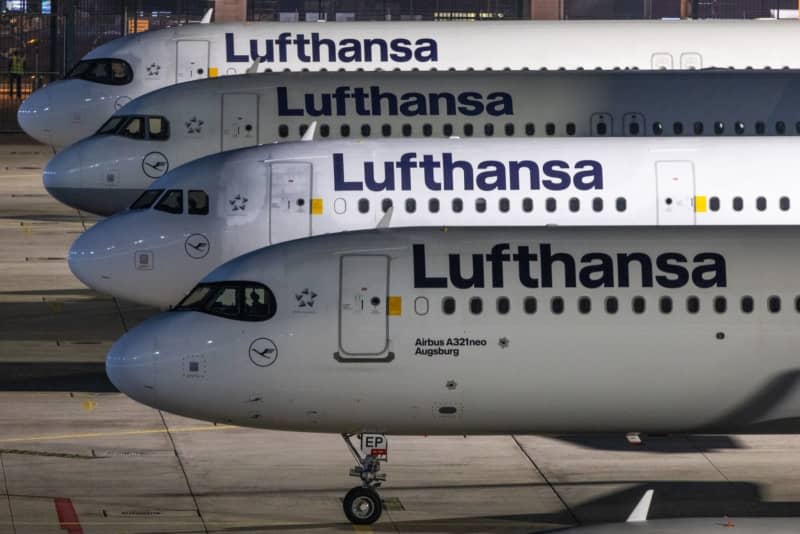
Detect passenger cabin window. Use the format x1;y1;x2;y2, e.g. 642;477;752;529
358;198;369;213
497;297;510;314
470;297;483;315
175;282;277;322
652;122;664;135
524;297;537;314
429;198;440;213
188;190;209;215
442;297;456;315
130;189;163;210
154;189;183;214
67;58;133;85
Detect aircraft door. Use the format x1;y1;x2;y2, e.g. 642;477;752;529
222;94;259;151
176;40;209;82
269;162;311;244
337;255;391;359
656;161;696;225
591;113;612;136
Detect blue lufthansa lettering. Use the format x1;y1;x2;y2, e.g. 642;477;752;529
225;32;438;64
276;86;513;117
412;243;727;289
332;152;603;192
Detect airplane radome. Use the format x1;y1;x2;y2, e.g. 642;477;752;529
18;19;800;149
109;225;800;524
43;68;800;215
70;136;800;308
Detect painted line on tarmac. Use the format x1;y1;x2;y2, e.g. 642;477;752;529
0;424;237;444
54;497;83;534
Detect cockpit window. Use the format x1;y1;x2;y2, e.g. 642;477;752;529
175;282;277;322
97;116;125;135
94;115;170;141
120;117;145;139
154;189;183;214
188;190;209;215
130;188;164;210
67;58;133;85
148;117;170;140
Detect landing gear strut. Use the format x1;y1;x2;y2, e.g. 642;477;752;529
342;433;386;525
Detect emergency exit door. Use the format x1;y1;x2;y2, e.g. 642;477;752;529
656;161;696;225
222;94;259;151
338;255;390;358
269;162;311;244
176;40;209;83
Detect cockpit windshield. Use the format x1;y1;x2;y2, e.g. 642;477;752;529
129;188;164;210
94;115;170;140
174;282;277;321
67;59;133;85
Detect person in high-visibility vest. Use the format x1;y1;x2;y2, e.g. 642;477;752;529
8;50;25;99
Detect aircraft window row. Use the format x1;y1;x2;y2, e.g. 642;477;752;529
66;58;133;85
436;295;797;316
95;115;170;141
280;119;800;139
130;188;209;214
355;196;628;214
175;282;277;321
707;196;790;212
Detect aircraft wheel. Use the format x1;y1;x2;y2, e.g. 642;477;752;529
343;486;382;525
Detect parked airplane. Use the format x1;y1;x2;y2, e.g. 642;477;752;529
69;136;800;308
18;19;800;149
43;68;800;216
107;225;800;524
555;490;800;533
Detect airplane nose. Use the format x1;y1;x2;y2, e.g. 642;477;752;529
43;146;88;211
68;217;121;295
17;88;53;146
106;327;157;407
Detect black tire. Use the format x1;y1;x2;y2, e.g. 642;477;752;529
343;486;382;525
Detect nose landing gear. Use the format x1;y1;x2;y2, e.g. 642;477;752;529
342;433;387;525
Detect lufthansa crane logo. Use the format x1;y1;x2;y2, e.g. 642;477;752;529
184;233;210;259
249;338;278;367
142;152;169;179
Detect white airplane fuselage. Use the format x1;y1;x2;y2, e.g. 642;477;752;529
44;68;800;215
19;19;800;149
108;226;800;436
69;136;800;308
